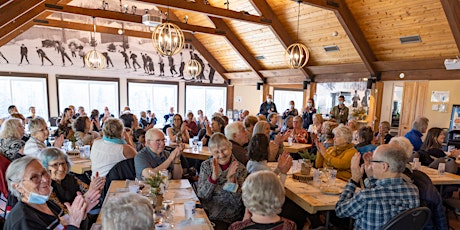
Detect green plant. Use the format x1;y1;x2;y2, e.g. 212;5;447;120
145;172;163;189
351;107;367;120
299;150;316;162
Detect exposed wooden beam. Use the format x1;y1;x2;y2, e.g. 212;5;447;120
249;0;313;80
0;0;13;8
0;0;43;29
0;2;46;42
0;21;34;47
299;0;378;77
137;0;272;26
43;4;225;36
441;0;460;53
381;69;460;81
209;17;265;81
373;59;445;71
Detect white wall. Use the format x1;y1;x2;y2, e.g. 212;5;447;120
233;85;262;115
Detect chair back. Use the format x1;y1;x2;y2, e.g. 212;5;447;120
0;154;10;198
380;207;431;230
100;158;136;203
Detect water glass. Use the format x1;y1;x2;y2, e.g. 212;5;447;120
161;200;175;224
328;169;337;186
197;141;203;151
184;201;196;220
128;184;140;193
438;163;446;175
288;137;293;146
160;169;169;193
312;169;321;187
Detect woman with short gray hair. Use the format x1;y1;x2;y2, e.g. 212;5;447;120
229;171;296;230
24;117;64;158
5;156;86;229
102;193;154;230
0;118;25;161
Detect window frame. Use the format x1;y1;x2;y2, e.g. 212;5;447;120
185;82;228;117
0;71;50;118
273;87;304;114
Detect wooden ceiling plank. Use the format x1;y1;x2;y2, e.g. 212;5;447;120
249;0;313;80
0;22;34;47
43;4;225;36
440;0;460;53
0;0;43;29
209;16;265;81
136;0;271;26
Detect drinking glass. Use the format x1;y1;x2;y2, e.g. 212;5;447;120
160;169;169;193
328;169;337;186
161;200;175;225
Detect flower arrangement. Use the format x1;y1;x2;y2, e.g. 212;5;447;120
144;172;164;195
351;107;367;120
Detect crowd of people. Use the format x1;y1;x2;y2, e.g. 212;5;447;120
0;94;456;229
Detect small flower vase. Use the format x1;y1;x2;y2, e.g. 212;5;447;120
71;141;76;150
300;160;312;175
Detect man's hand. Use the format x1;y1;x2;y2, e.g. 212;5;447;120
350;153;364;183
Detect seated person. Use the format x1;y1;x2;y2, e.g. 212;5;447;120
320;121;338;150
134;128;184;179
5;157;87;229
421;127;460;159
134;129;146;151
404;116;429;151
268;113;280;140
355;126;377;155
229;171;296;230
40;147;103;213
347;119;359;144
72;116;100;146
184;111;199;137
246;134;292;175
102;193;154;230
197;133;248;229
374;121;393;145
225;121;250;165
90;118;136;177
200;115;226;146
335;145;420;229
55;108;74;139
0;118;26;161
252;121;287;162
166;114;190;144
243;115;258;143
315;125;357;180
24;117;64;158
285;116;308;144
280;115;293;134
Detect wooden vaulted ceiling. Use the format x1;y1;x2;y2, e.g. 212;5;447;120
1;0;460;84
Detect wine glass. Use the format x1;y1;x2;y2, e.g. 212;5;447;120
162;200;175;225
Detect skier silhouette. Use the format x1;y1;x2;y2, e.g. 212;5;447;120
0;51;9;64
78;48;86;67
168;56;178;76
179;52;185;78
146;54;155;75
120;50;131;68
36;47;53;66
19;44;30;65
129;51;141;71
102;52;114;68
208;63;215;84
158;54;165;76
59;46;73;66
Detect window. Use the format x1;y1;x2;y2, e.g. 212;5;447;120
0;74;48;120
273;89;304;115
128;81;178;125
316;82;368;117
185;85;226;118
57;77;119;116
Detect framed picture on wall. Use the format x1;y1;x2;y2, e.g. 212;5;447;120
449;104;460;131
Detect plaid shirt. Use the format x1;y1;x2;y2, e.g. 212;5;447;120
336;177;420;230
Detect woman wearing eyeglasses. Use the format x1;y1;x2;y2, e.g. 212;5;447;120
24;117;64;159
5;156;87;229
40;148;104;215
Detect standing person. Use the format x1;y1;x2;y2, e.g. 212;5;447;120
59;46;73;66
19;44;30;65
36;47;53;66
259;94;277;117
330;95;349;124
120;50;131;68
335;146;420;229
129;51;141;71
282;100;298;119
404;116;429;151
102;52;114;68
302;98;316;129
168;56;178;76
0;51;9;63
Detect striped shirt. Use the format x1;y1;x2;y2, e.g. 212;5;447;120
336;177;420;230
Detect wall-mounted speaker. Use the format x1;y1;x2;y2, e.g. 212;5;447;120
366;78;376;89
302;80;310;89
256;82;263;90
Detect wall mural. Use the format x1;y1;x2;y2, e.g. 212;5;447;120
0;27;224;84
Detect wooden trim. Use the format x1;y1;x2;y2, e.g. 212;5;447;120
137;0;272;26
184;82;227;87
373;82;384;131
209;17;265;81
381;69;460;81
0;3;45;41
227;85;234;111
0;0;43;29
441;0;460;53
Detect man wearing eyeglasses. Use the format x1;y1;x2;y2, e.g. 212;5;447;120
134;128;184;180
335;144;420;229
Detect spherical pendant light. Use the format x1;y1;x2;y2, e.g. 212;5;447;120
84;50;107;69
185;59;202;78
285;43;309;69
152;22;185;56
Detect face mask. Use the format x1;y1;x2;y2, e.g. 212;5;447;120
267;99;272;103
25;187;52;204
307;103;312;107
338;101;344;105
290;105;294;109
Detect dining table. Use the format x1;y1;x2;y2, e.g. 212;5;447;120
181;144;212;161
68;155;92;174
94;179;213;229
283;142;312;153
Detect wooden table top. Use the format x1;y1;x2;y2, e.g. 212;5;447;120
182;144;212;161
68;156;92;174
95;180;212;229
283;142;312;153
417;166;460;185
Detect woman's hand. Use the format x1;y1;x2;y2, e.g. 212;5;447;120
89;175;105;192
64;193;87;227
54;135;64;148
316;141;326;157
226;161;239;182
243;208;252;221
81;190;101;213
211;157;220;181
277;151;292;174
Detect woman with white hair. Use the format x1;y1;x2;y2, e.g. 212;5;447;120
315;125;357;180
24;117;64;159
229;171;296;230
252;121;287;162
4;156;87;229
102;193;154;230
0;118;25;161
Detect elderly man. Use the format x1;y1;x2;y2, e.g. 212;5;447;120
134;128;184;179
404;116;429;151
225;121;249;165
335;144;420;229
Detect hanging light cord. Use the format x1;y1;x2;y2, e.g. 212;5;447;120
296;1;301;42
92;16;97;50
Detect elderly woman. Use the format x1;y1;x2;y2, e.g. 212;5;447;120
374;121;393;145
0;118;25;161
200;115;226;146
229;171;296;230
286;116;309;144
315;125;357;180
40;148;104;213
184;111;199;137
243;115;258;141
56;107;75;139
253;121;286;162
197;133;248;229
355;126;377;155
24;117;64;159
90;118;136;177
73;116;100;146
5;156;87;229
246;134;292;175
102;193;154;230
166;114;190;143
307;114;323;135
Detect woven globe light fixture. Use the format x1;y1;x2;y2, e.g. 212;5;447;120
152;22;184;56
285;0;309;69
84;17;106;70
185;59;202;78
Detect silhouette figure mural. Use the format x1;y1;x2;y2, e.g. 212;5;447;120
36;47;54;66
19;44;30;65
0;51;9;64
102;52;114;68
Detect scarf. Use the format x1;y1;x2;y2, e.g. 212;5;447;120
102;136;127;144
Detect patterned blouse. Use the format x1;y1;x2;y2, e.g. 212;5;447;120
0;137;25;161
